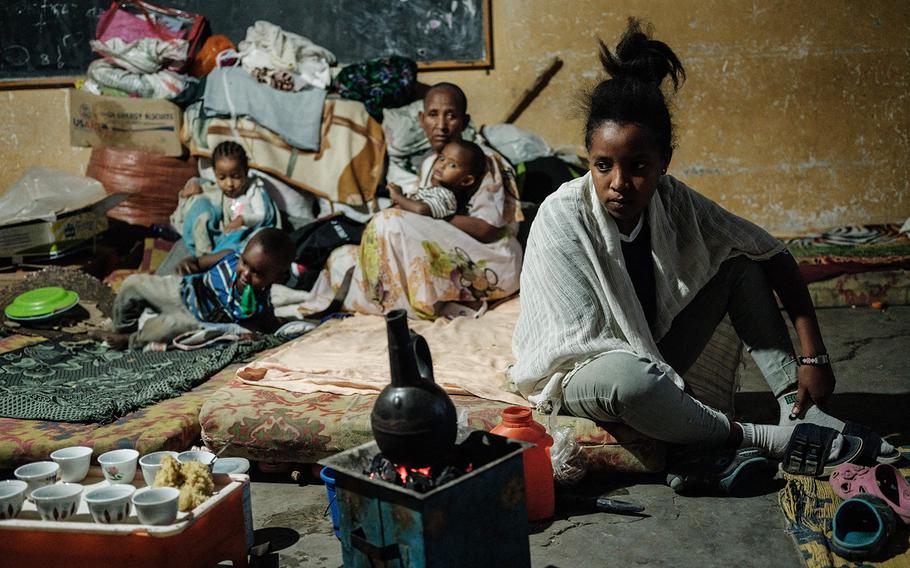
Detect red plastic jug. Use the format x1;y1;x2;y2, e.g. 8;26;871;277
491;406;555;520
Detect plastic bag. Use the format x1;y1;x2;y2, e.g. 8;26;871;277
91;37;188;74
549;424;588;486
95;0;210;71
455;407;473;444
87;59;185;99
482;124;552;165
0;167;107;227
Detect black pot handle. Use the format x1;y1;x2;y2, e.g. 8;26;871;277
411;332;434;384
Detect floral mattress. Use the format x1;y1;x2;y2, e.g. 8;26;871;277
200;308;745;474
788;224;910;307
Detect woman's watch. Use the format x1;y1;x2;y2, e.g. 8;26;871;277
797;354;830;366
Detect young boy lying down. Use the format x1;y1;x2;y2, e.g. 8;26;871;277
99;228;294;350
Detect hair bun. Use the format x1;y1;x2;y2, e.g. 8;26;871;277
599;18;685;91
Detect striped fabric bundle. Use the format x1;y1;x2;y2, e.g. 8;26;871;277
511;173;785;413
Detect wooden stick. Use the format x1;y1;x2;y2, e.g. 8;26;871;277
503;57;563;124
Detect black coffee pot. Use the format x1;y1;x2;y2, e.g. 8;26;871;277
370;309;457;467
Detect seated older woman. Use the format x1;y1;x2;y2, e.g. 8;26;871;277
292;82;523;319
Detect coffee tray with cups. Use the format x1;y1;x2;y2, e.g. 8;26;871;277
0;446;249;536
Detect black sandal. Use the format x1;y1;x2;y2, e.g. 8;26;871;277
781;423;864;478
842;422;902;465
666;447;773;496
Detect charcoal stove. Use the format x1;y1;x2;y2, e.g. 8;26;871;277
319;431;531;568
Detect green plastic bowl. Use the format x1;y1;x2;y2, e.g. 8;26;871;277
4;287;80;320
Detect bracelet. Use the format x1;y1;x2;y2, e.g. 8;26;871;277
797;354;830;366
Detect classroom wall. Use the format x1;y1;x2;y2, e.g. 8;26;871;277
424;0;910;234
0;89;92;196
1;1;908;233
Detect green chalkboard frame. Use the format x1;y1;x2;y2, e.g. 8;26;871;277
415;0;492;70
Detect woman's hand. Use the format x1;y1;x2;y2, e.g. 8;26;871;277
225;217;244;232
448;215;502;243
761;251;836;417
176;256;202;275
792;363;836;417
180;180;203;198
387;183;403;204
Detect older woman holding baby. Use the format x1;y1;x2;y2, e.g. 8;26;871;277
292;82;523;319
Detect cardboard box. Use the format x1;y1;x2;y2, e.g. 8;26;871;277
0;193;128;259
69;89;183;156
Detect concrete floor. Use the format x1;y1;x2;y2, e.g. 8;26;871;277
247;306;910;567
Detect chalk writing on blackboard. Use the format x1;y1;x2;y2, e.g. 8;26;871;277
0;0;105;81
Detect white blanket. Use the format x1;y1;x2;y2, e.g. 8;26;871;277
511;173;785;411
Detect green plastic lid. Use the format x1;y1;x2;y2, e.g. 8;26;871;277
4;286;79;320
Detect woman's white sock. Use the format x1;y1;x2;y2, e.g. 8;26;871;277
776;390;894;456
739;422;843;460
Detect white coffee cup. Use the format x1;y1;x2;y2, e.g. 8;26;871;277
176;450;217;473
139;451;179;487
0;480;28;520
132;487;179;525
31;483;83;522
14;461;59;498
50;446;93;483
98;449;139;485
85;484;136;524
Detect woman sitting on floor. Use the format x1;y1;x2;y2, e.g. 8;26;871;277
288;82;524;319
510;19;896;486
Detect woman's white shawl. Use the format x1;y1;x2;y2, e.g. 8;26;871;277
511;173;785;412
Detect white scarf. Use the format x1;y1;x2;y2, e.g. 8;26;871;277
511;173;785;412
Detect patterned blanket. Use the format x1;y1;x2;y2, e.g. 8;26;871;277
785;224;910;284
0;336;282;423
779;452;910;568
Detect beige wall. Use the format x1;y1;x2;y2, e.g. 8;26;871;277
424;0;910;234
2;1;908;233
0;89;91;196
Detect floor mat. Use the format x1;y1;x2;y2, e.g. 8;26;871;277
779;449;910;567
0;335;283;423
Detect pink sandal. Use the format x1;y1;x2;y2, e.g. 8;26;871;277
830;463;910;524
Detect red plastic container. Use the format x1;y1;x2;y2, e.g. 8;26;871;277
491;406;555;520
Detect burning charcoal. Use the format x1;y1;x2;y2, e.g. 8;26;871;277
365;447;478;493
366;454;400;485
403;468;434;492
433;465;465;488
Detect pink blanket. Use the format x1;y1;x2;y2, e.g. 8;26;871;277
237;298;527;406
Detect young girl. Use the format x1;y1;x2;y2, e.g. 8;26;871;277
511;19;896;489
172;141;279;255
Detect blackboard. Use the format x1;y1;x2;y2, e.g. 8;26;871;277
0;0;491;86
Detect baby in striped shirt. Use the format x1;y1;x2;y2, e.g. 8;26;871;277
387;139;487;219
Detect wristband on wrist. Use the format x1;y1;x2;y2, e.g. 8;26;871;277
797;354;830;366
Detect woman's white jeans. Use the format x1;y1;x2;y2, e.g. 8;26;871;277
562;256;796;446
